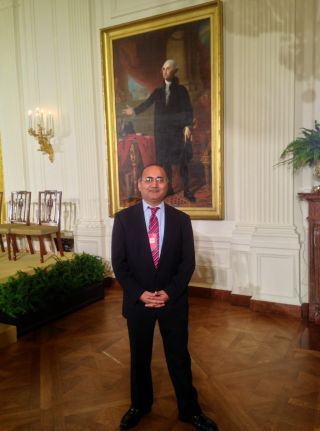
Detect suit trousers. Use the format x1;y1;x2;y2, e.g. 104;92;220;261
126;304;201;419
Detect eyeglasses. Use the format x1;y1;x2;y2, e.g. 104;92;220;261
142;176;167;184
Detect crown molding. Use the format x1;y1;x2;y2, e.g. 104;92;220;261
0;0;21;10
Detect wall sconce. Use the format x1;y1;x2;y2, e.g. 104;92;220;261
27;108;54;162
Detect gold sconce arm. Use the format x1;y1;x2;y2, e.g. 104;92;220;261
27;109;55;162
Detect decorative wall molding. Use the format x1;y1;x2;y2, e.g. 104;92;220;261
106;0;203;21
232;223;300;305
74;220;106;233
67;0;108;256
74;222;107;257
250;225;301;250
194;223;301;306
253;253;299;305
224;0;296;226
0;0;28;192
0;0;13;11
68;0;100;221
192;233;232;291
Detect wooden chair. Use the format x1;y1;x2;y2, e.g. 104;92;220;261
11;190;64;263
0;191;5;252
0;191;32;260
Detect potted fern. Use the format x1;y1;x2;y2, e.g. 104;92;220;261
0;253;112;336
279;121;320;174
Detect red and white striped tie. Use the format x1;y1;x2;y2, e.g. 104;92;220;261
148;207;159;268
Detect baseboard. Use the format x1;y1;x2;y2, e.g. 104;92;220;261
301;303;309;320
189;285;303;320
189;285;231;300
250;299;302;319
190;287;252;308
230;293;251;307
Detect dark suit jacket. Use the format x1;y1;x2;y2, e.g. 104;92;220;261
111;201;195;319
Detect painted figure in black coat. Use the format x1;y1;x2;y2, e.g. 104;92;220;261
111;164;218;430
123;59;195;202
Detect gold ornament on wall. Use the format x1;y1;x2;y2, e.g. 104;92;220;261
27;108;54;162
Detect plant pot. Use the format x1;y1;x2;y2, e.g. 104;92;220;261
0;279;107;337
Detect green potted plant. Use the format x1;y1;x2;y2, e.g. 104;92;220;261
279;120;320;173
0;253;113;336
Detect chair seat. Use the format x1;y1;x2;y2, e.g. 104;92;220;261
0;224;11;234
10;224;59;236
0;223;31;234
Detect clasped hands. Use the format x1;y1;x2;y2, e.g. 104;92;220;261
140;290;169;308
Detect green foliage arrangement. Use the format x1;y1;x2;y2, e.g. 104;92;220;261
279;121;320;171
0;253;110;318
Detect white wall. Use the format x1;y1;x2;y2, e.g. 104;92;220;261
0;0;319;307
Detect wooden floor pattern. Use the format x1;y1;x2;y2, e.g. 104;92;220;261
0;287;320;431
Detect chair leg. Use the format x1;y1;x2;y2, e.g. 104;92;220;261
26;235;35;254
48;235;55;252
0;235;5;252
55;232;64;257
11;234;18;260
38;236;46;263
6;234;12;260
12;235;19;254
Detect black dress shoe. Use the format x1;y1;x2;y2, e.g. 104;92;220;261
120;407;151;429
181;413;219;431
184;190;196;202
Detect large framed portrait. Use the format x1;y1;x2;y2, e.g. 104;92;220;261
101;1;223;219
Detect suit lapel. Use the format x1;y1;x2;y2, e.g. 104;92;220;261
158;204;172;268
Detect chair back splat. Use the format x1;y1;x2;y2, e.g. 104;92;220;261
39;190;62;226
10;191;31;224
0;191;32;259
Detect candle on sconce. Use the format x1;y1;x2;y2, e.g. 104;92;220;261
47;112;52;131
28;110;32;129
35;107;40;126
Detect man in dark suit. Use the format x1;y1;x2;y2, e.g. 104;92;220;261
122;59;195;202
111;164;218;431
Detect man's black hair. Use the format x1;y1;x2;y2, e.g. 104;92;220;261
138;164;168;181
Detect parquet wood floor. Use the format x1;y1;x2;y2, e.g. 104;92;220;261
0;286;319;431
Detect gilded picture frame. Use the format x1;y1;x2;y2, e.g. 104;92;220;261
101;1;224;219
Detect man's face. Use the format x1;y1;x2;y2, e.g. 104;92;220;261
162;62;176;81
138;165;168;206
